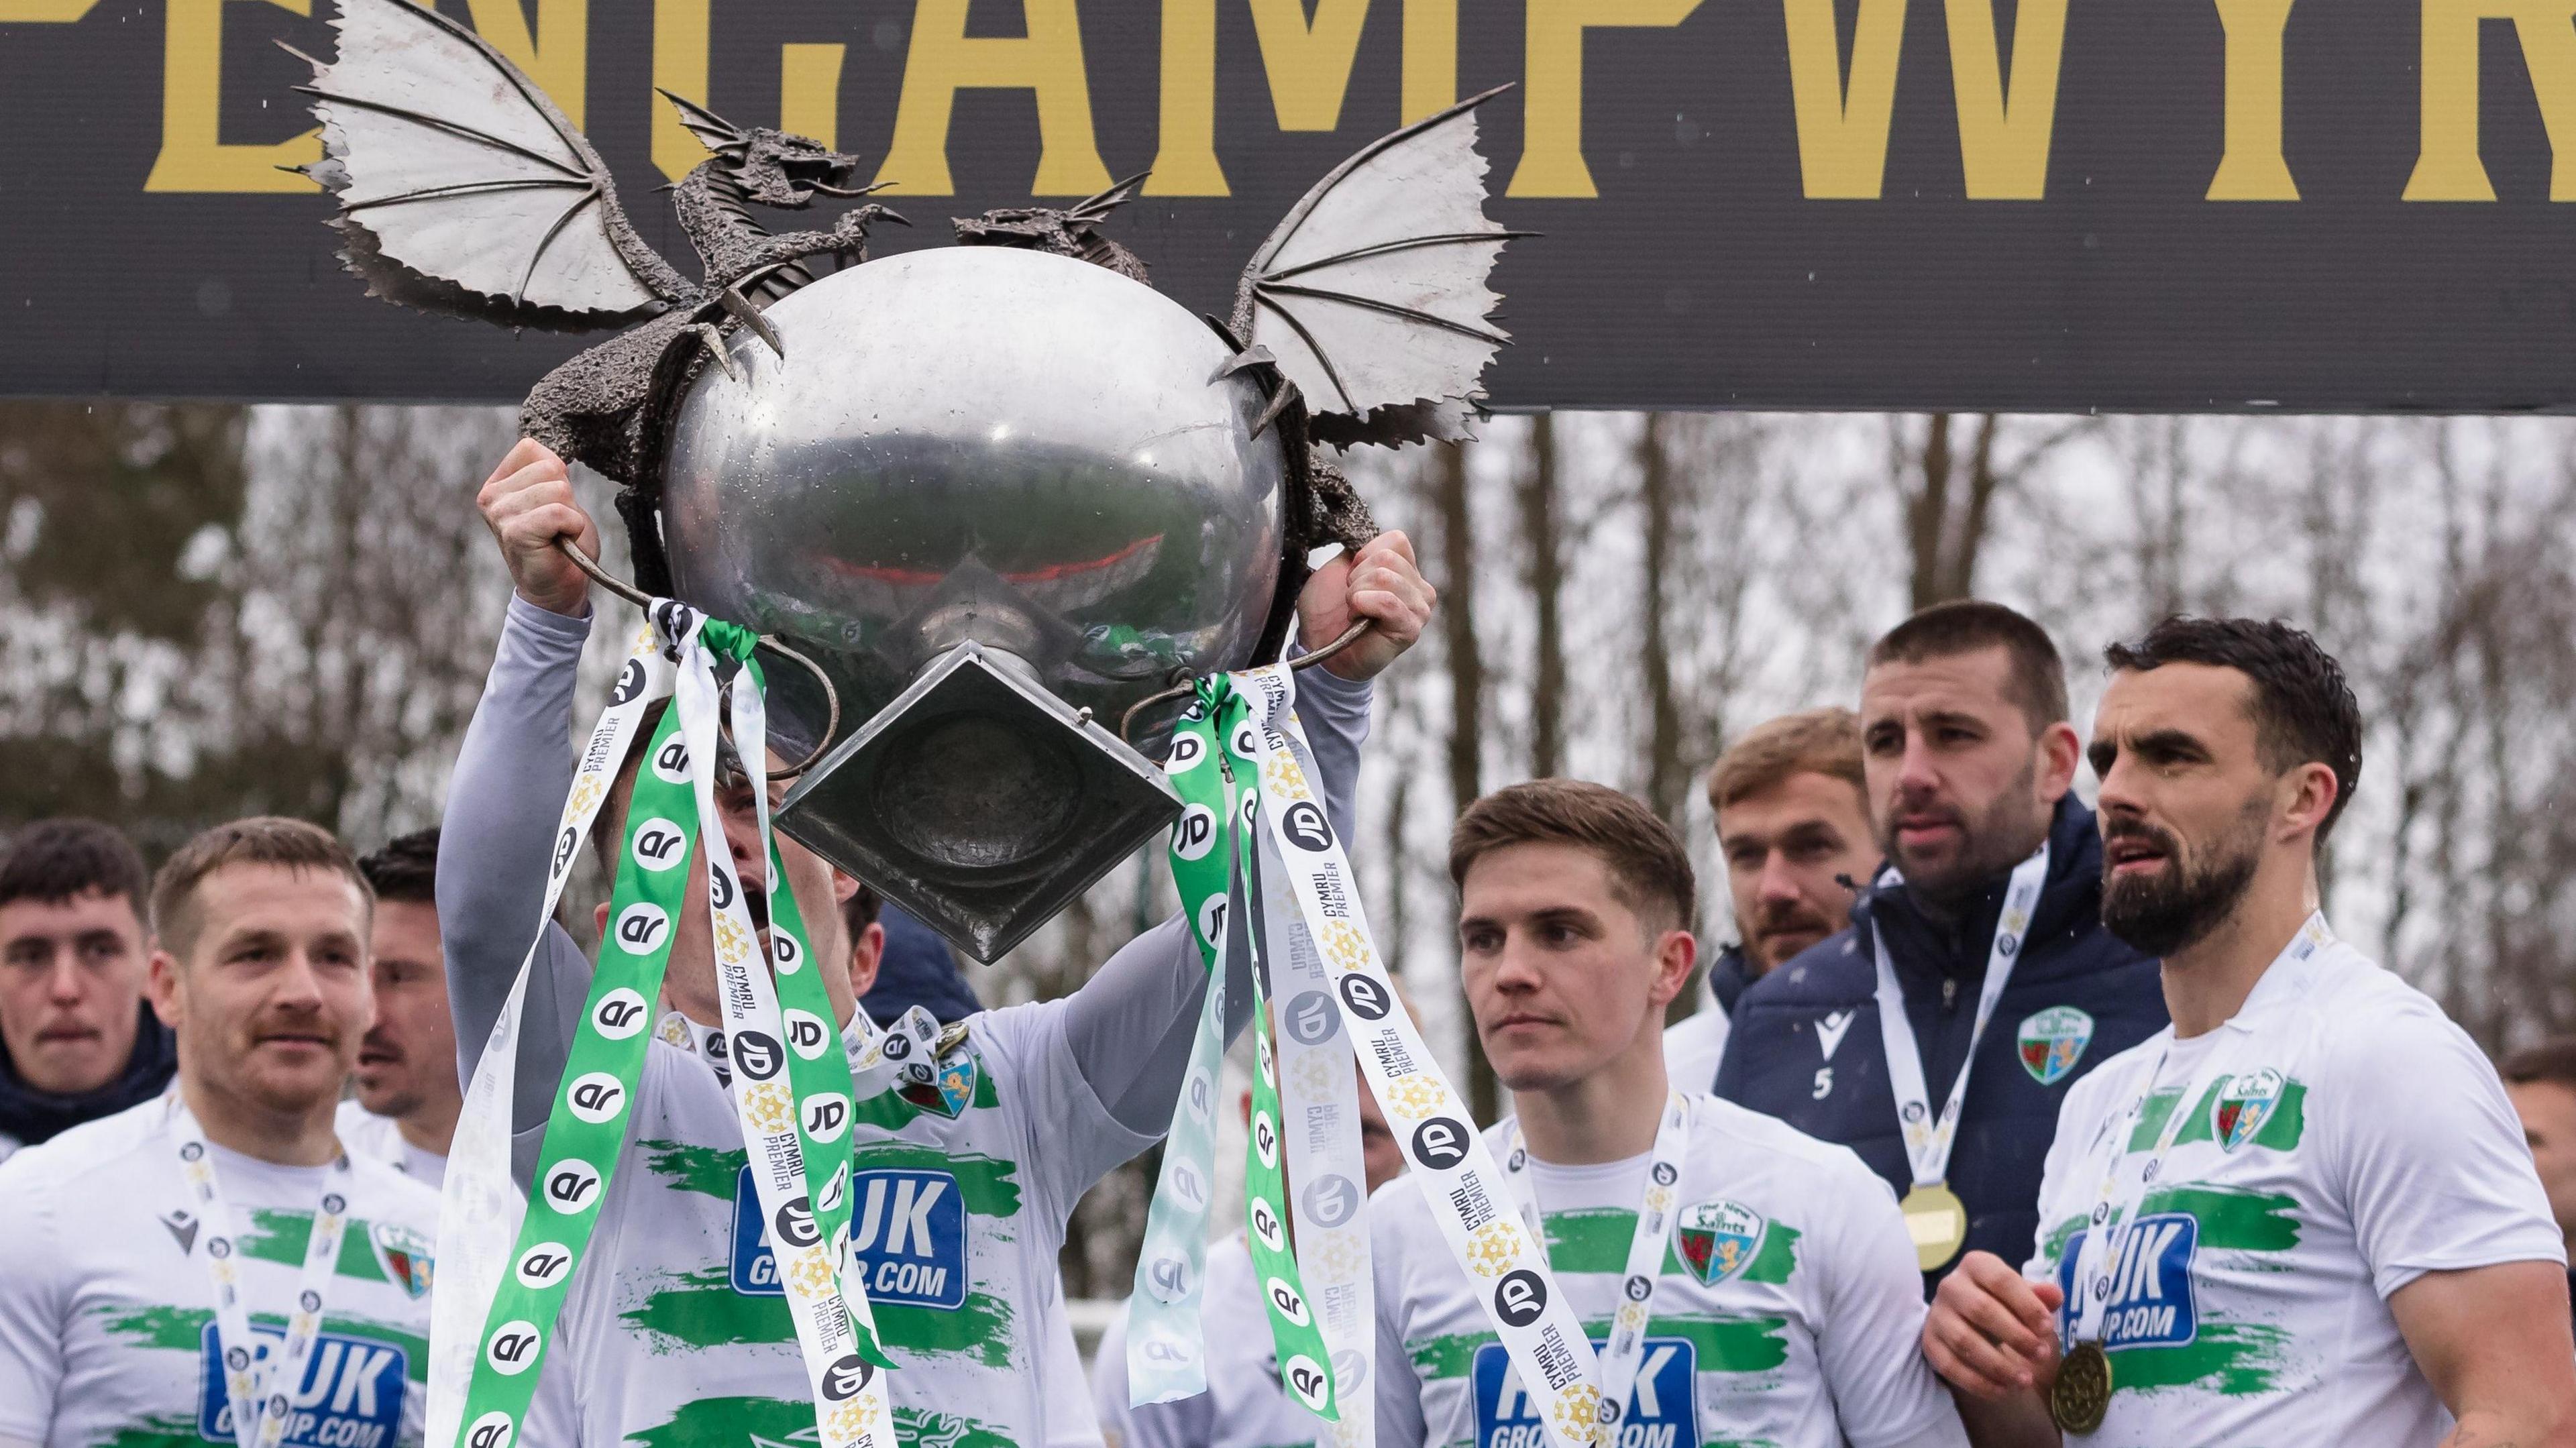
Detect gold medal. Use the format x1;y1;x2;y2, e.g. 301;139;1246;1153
1898;1182;1969;1271
2051;1340;2113;1435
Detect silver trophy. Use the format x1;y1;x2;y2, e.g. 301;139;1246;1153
299;0;1522;958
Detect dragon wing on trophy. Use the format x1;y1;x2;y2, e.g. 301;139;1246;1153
293;0;1525;961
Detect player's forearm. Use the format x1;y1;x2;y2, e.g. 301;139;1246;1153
1949;1388;2059;1448
440;594;592;1099
2440;1399;2576;1448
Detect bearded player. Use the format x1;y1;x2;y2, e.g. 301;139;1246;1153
1921;618;2573;1447
1373;780;1966;1448
447;441;1430;1448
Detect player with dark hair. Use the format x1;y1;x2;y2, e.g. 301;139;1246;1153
0;818;441;1448
1374;779;1964;1448
0;818;173;1165
336;828;458;1186
1925;618;2573;1448
1719;601;2168;1292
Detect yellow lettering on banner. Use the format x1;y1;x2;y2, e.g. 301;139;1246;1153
2207;0;2297;199
0;0;101;19
781;43;847;148
1510;0;1707;197
652;0;711;182
1782;0;1907;197
144;0;321;192
875;0;1114;197
462;0;588;129
2404;0;2576;200
1403;0;1458;122
1249;0;1372;131
1944;0;2070;198
1148;0;1226;195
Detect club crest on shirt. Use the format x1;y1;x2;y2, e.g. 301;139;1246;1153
1474;1337;1697;1448
195;1322;409;1448
2016;1006;2096;1087
2214;1067;2286;1152
1673;1199;1766;1286
368;1221;436;1300
733;1165;968;1306
896;1040;979;1120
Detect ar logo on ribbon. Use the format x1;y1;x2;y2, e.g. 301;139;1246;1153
2016;1006;2096;1087
1675;1199;1766;1285
2214;1067;2286;1152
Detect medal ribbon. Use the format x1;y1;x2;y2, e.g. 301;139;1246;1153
1236;665;1605;1448
1871;842;2051;1192
1497;1092;1692;1435
174;1101;356;1448
445;607;699;1448
1125;683;1242;1407
2065;913;2334;1349
686;628;898;1443
1254;767;1376;1448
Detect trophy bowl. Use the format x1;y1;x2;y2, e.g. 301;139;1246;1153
660;247;1289;959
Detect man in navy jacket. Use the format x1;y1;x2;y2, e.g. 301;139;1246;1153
1715;601;2167;1294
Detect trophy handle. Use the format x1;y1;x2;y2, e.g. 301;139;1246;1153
553;537;844;779
1114;620;1373;748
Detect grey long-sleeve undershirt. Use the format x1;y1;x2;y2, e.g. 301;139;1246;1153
440;595;1373;1144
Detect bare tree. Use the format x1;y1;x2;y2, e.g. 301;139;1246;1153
1519;414;1568;777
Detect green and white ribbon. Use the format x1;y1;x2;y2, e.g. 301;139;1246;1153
432;610;676;1448
432;602;894;1448
1140;675;1343;1423
1236;665;1605;1448
1124;689;1240;1406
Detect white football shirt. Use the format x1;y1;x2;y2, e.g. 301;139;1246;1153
333;1100;447;1190
0;1094;443;1448
1093;1235;1326;1448
1373;1097;1965;1448
2025;936;2563;1447
522;999;1152;1448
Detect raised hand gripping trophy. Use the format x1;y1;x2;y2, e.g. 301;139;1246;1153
302;6;1606;1448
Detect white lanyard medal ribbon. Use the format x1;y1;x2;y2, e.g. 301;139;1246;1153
1236;667;1606;1448
1872;842;2049;1267
1498;1091;1693;1433
174;1100;357;1448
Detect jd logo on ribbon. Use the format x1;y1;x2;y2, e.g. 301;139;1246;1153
196;1323;409;1448
368;1221;436;1300
2052;1213;2200;1349
734;1166;968;1307
1282;801;1334;852
1474;1339;1698;1448
2214;1068;2286;1152
1675;1200;1766;1286
2016;1006;2096;1087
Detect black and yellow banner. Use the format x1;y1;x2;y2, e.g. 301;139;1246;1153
5;0;2575;410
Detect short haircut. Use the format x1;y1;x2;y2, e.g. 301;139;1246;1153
2502;1038;2576;1093
2102;616;2363;844
1706;708;1867;815
150;817;372;958
0;818;149;916
358;828;438;906
843;881;881;939
1868;600;2070;734
1450;780;1696;932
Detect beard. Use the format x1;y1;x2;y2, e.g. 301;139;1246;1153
2099;799;2267;957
